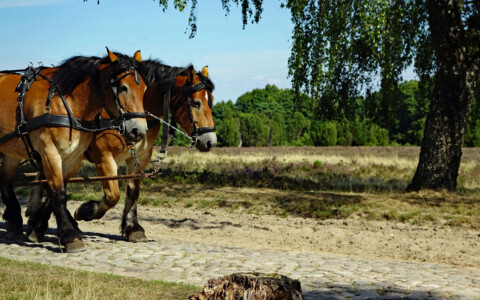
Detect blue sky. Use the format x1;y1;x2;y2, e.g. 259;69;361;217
0;0;293;103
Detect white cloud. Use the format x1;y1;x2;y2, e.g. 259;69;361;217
267;78;282;85
250;75;265;81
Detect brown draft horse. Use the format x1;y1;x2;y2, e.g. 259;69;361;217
0;49;148;252
26;60;216;243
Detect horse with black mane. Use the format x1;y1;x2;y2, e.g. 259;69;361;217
0;48;148;252
26;59;217;243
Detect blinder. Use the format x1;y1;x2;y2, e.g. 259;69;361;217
103;68;146;129
207;90;213;109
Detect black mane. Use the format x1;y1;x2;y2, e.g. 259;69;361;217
52;52;146;95
197;71;215;91
142;59;185;95
142;59;215;96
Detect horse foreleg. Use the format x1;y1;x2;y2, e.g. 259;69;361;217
0;155;22;236
26;173;52;242
41;149;84;252
122;177;147;242
74;155;120;221
121;154;150;242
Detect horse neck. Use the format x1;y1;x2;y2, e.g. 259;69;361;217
144;81;183;118
143;64;187;118
67;78;104;121
144;83;166;117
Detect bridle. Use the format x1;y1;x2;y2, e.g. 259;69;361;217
103;67;146;135
170;79;216;144
146;70;216;177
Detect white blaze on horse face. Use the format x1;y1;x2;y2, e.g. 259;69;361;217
116;79;148;143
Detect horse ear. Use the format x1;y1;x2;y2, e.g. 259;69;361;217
106;47;118;62
187;66;197;83
200;66;209;77
133;50;142;62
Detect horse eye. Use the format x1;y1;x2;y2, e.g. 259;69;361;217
192;100;202;109
120;85;128;94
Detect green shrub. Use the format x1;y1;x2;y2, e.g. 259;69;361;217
336;120;353;146
217;117;240;147
352;118;368;146
321;121;338;146
287;112;310;145
238;113;269;146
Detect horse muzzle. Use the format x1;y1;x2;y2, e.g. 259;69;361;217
195;132;217;152
123;118;148;143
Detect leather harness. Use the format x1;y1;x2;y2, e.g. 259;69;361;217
0;65;144;169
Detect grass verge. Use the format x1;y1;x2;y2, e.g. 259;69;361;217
0;257;200;300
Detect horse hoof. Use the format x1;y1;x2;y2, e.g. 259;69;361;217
74;201;101;221
65;238;86;253
5;221;23;237
127;231;148;242
27;230;44;243
74;207;90;221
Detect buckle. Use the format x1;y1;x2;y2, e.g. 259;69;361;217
16;123;29;136
158;150;168;160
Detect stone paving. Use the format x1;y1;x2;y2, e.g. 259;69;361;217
0;224;478;299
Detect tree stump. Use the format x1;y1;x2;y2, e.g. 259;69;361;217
189;272;303;300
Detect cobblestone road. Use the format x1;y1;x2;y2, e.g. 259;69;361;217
0;223;478;300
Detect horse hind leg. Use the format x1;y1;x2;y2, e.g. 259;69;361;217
0;155;23;236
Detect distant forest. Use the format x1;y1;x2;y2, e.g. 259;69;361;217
166;81;480;147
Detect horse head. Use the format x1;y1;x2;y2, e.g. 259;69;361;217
100;48;148;143
172;65;217;152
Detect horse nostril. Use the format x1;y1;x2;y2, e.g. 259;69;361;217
132;128;139;137
206;141;212;149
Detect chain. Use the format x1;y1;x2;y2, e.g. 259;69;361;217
127;143;145;179
145;111;193;142
150;150;166;177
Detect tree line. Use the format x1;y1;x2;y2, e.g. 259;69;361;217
207;82;480;148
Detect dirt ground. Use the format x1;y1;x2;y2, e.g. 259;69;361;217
69;193;480;269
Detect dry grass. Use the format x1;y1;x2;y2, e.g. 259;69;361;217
17;146;480;229
163;146;420;169
136;183;480;229
0;257;199;300
140;146;479;228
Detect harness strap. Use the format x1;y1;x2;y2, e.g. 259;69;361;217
0;114;117;146
15;67;46;125
160;87;171;156
120;112;147;120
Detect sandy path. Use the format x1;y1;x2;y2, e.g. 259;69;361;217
72;200;479;269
